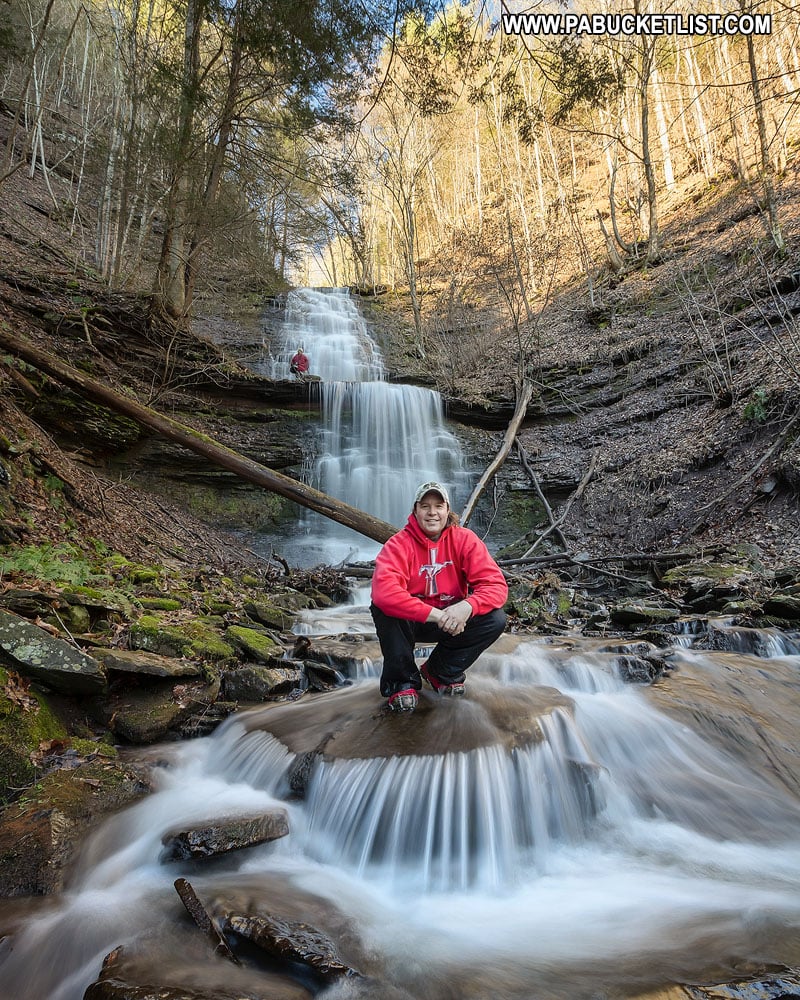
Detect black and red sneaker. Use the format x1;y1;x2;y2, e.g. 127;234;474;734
386;688;418;712
420;662;465;697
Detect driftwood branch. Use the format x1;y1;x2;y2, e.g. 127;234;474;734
519;448;599;559
0;329;398;546
516;441;568;550
498;546;725;568
461;379;534;527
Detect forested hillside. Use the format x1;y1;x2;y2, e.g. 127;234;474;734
0;0;799;567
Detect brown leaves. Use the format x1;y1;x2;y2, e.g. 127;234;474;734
2;670;39;713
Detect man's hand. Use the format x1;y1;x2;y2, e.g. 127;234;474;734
432;600;473;636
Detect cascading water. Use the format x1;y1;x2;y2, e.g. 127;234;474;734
263;288;467;564
2;609;799;1000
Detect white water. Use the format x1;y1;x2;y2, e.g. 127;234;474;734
264;288;467;565
2;623;799;1000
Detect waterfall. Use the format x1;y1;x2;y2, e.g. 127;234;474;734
1;628;800;1000
265;288;467;564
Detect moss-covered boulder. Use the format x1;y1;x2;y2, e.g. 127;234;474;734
60;585;139;620
243;600;295;631
129;615;235;662
0;666;68;803
138;597;183;612
225;625;282;663
0;757;148;895
660;559;765;612
90;676;221;743
763;593;800;620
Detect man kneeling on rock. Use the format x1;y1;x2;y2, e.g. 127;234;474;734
370;481;508;713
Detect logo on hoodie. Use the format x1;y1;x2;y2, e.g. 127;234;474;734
419;548;453;597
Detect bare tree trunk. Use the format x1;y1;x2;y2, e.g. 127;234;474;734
0;328;398;545
744;21;784;252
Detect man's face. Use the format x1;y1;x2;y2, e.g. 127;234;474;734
414;492;449;540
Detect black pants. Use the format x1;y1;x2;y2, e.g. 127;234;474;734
370;603;507;697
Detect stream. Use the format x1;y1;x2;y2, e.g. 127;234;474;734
0;609;799;999
0;289;798;999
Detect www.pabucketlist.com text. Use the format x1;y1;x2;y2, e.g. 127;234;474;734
501;12;772;37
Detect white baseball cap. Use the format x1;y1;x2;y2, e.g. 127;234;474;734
413;481;450;506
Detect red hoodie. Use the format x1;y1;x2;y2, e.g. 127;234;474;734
371;515;508;623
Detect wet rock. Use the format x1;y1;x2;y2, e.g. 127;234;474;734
613;655;662;683
90;678;221;743
304;661;345;691
174;701;239;738
609;602;679;627
0;609;106;694
93;648;205;678
224;625;282;663
764;593;800;620
597;641;669;682
237;679;573;760
223;665;306;702
243;600;295;631
83;943;313;1000
162;810;289;861
684;971;800;1000
291;635;380;677
698;621;800;657
224;912;359;979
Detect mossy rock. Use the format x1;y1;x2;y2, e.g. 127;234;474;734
203;599;236;615
138;597;183;612
225;625;281;663
92;677;221;744
271;591;317;612
129;615;235;662
0;666;68;803
0;757;148;896
243;600;295;631
126;566;163;585
661;562;754;586
763;593;800;620
60;586;138;619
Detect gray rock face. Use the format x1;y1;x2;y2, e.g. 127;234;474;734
161;809;290;861
0;609;106;694
223;665;305;701
93;647;204;678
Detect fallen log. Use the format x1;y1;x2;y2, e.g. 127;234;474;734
0;329;398;546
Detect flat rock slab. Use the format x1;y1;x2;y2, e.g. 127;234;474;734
161;809;289;861
238;679;573;759
0;608;105;694
94;647;204;678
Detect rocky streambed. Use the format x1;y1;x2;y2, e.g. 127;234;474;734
0;545;798;999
